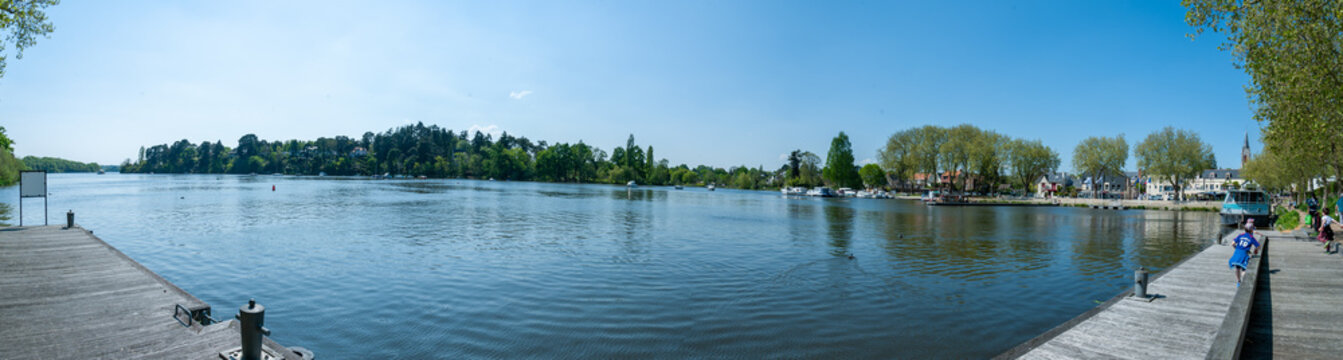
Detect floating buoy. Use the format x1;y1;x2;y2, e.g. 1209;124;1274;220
272;185;276;191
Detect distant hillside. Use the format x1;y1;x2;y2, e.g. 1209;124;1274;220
21;156;100;173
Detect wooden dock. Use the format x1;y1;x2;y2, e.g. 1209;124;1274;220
1242;231;1343;358
1000;229;1343;359
0;226;304;360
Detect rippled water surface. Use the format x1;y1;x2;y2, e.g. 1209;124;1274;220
1;174;1223;358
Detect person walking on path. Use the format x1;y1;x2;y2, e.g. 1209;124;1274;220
1229;221;1261;286
1319;208;1338;253
1308;197;1320;228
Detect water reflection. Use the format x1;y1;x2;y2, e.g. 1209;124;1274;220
1;175;1226;359
0;202;11;226
823;204;853;256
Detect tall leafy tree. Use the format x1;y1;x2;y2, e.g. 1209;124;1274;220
822;132;861;188
1186;0;1343;196
1005;139;1060;193
787;150;801;179
968;130;1008;193
1135;127;1216;201
938;125;979;191
858;163;887;190
912;125;946;188
0;126;13;152
877;129;915;191
0;0;58;79
1072;135;1129;198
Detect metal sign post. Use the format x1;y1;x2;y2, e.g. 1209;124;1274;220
19;170;47;226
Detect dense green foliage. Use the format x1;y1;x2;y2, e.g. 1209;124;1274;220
1134;127;1216;200
782;150;823;187
858;163;886;189
0;0;58;78
1186;0;1343;201
822;132;861;188
0;126;12;152
0;126;17;185
1005;139;1061;193
1274;206;1300;231
121;123;785;189
0;147;23;186
1072;135;1128;196
22;156;100;173
878;124;1058;193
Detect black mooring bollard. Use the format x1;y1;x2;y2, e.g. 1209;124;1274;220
65;210;74;229
1134;267;1149;299
235;298;271;360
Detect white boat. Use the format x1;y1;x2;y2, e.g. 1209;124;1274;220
1221;189;1274;227
707;184;716;191
921;191;939;202
627;180;638;188
805;187;836;197
781;187;806;196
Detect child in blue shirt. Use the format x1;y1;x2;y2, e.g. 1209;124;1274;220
1229;221;1261;286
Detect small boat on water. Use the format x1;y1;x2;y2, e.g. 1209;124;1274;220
627;180;638;188
805;187;836;197
674;185;683;190
707;184;716;191
921;190;939;203
97;170;105;175
926;192;971;206
1221;189;1275;227
781;187;806;196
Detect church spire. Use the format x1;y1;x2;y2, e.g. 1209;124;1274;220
1241;132;1251;169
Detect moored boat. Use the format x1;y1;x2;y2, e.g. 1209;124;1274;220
805;187;836;197
1220;189;1275;227
926;192;971;206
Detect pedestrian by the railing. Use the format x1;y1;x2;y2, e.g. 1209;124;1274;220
1229;221;1260;287
1319;208;1338;253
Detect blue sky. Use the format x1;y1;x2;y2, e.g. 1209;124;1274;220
0;0;1256;172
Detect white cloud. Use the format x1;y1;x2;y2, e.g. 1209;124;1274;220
508;90;533;99
858;158;876;165
468;124;503;139
778;153;789;161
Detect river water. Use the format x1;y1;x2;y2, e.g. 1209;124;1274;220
0;174;1223;358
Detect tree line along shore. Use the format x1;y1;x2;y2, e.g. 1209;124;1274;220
111;121;1240;198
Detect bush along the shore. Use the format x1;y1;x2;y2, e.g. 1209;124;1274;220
1274;207;1300;230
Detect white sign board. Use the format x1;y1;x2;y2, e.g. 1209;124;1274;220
20;171;46;198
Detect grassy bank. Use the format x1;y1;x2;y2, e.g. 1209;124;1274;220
1274;207;1302;230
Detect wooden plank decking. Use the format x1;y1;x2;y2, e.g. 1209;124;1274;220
0;226;302;360
999;231;1262;360
1242;231;1343;359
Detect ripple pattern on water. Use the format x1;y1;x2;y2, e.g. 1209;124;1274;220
0;174;1224;359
